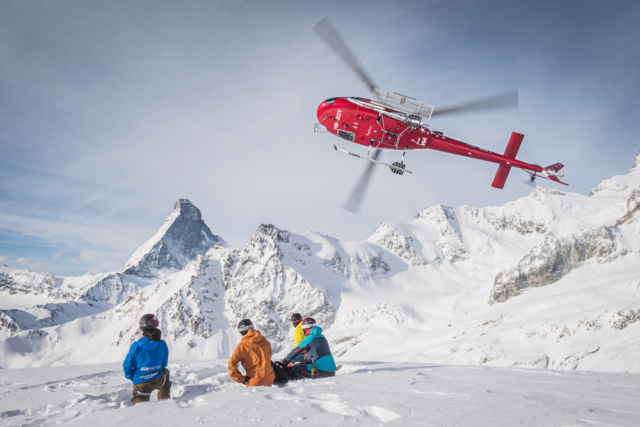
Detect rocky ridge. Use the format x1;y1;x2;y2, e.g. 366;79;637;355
224;224;337;352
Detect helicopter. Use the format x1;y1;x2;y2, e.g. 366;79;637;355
311;18;567;213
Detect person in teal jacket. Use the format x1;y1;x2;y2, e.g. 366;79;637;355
282;317;336;379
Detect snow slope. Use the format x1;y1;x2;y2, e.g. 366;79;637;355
0;361;638;426
1;153;639;374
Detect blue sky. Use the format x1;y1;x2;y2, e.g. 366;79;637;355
1;0;639;276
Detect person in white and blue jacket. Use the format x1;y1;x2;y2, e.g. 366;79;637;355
282;317;336;379
123;314;171;404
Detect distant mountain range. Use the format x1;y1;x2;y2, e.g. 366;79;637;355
1;153;639;373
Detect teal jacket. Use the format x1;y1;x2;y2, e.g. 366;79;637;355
284;326;336;372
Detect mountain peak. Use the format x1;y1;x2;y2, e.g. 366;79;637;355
174;199;201;221
590;150;640;197
630;150;640;173
123;200;225;277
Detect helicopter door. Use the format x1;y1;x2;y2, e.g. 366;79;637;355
337;130;355;142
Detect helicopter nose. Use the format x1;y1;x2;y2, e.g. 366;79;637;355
316;101;333;122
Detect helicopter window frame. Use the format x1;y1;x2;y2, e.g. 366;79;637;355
337;129;355;142
324;97;339;105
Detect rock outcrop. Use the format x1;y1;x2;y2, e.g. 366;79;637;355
490;226;630;303
224;224;336;352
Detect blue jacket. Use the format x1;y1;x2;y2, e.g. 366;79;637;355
123;335;169;384
284;326;336;372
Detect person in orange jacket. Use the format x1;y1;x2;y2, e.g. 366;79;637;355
228;319;275;387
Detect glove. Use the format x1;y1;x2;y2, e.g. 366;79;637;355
242;376;250;385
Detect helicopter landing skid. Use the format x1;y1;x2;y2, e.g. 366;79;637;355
334;145;413;175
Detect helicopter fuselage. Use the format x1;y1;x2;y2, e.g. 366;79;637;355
316;96;550;177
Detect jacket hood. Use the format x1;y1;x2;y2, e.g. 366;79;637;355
143;328;162;342
307;326;323;337
242;328;265;343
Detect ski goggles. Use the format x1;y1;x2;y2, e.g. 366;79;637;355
238;324;254;332
301;323;317;330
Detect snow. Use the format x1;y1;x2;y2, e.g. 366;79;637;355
0;361;638;426
1;148;639;416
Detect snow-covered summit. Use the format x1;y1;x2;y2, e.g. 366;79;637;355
590;150;640;197
123;199;225;277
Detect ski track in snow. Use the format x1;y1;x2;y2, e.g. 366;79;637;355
0;361;638;426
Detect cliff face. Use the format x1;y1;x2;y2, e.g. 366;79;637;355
490;225;631;303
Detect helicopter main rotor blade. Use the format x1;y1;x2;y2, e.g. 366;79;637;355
343;148;381;214
312;17;377;94
431;90;518;117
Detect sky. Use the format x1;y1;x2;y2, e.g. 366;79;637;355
1;0;639;276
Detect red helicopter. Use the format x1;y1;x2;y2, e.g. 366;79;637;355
311;18;567;213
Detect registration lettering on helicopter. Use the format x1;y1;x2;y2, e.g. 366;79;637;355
412;138;428;147
333;109;342;130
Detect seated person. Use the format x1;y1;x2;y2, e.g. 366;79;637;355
229;319;275;387
123;314;172;405
282;317;336;379
291;313;304;347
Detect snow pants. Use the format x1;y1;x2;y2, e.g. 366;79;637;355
291;364;335;379
131;368;172;405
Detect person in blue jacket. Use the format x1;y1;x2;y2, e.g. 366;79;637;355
282;317;336;379
123;314;172;404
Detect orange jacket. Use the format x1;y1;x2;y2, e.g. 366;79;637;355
228;329;275;387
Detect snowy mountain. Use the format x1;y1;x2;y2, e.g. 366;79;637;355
123;199;225;277
1;153;639;373
0;199;223;346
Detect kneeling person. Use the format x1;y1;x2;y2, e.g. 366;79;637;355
123;314;172;405
229;319;275;387
283;318;336;379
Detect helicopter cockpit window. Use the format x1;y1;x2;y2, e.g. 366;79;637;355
337;130;355;142
324;97;339;105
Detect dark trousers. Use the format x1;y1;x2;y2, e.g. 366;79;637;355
131;368;172;405
291;364;335;379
